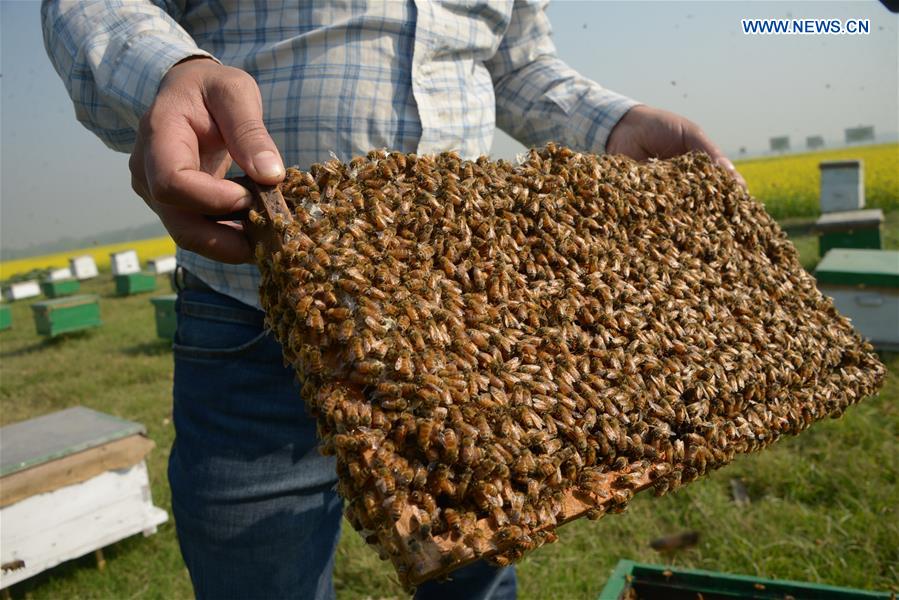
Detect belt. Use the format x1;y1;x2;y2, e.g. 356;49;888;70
172;266;216;293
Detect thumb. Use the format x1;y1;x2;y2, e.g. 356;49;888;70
205;71;285;184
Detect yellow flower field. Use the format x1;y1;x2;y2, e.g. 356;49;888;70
735;142;898;219
0;236;175;281
1;143;894;281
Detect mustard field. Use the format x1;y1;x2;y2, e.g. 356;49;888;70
735;143;898;219
0;236;175;281
1;143;895;281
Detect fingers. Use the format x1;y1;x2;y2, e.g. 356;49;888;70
139;106;253;215
204;73;285;184
153;202;254;264
683;124;747;188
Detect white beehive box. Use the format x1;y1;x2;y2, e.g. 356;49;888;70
69;256;99;280
819;160;864;213
815;249;899;351
4;280;41;301
110;250;140;276
147;256;176;275
47;267;73;281
0;407;168;589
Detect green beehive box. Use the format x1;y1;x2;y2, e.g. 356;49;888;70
599;560;891;599
115;272;157;296
39;278;81;299
150;294;177;340
814;209;883;257
0;305;11;331
31;295;101;337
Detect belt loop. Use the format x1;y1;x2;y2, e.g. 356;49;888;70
173;265;187;292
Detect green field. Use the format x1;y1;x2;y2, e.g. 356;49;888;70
1;216;897;599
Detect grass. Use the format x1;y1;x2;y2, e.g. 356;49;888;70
2;217;897;599
734;143;899;220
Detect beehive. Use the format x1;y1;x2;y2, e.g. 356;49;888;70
31;295;101;337
69;255;99;280
4;281;41;302
247;146;884;588
814;208;883;256
110;250;140;276
0;305;11;331
147;256;177;275
815;249;899;351
819;160;864;213
115;272;157;296
40;278;81;299
150;294;177;340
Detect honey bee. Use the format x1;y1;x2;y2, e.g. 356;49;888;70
444;508;463;534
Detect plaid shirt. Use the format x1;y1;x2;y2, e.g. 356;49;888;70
43;0;638;309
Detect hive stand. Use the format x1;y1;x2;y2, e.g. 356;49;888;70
813;208;883;257
0;407;168;590
238;178;655;588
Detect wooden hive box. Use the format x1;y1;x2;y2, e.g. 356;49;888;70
31;295;101;337
819;160;864;213
39;277;81;299
115;272;157;296
815;248;899;351
813;208;883;257
4;281;41;302
147;256;177;275
47;267;73;281
0;407;168;590
0;304;11;331
150;294;177;340
599;560;893;600
69;255;99;280
109;250;140;276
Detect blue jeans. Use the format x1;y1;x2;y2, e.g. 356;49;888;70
169;286;517;599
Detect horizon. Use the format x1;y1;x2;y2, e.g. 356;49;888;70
2;0;897;250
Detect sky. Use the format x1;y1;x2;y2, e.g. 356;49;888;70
1;0;897;250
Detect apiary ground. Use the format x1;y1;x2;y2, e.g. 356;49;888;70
0;220;896;599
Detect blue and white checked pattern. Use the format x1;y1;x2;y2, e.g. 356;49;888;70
43;0;639;308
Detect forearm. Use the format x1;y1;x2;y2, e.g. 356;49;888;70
493;55;639;154
41;0;214;151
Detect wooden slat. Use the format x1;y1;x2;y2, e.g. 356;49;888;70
366;447;652;588
0;434;155;507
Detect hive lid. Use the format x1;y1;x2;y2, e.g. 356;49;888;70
818;160;862;170
150;294;178;305
814;209;883;231
815;249;899;288
31;294;99;310
0;406;146;477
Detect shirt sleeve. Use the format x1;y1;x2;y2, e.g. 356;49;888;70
41;0;216;152
486;0;640;154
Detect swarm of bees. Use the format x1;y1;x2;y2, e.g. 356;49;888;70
252;144;884;588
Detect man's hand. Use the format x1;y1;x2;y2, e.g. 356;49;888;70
130;57;285;263
607;105;745;187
